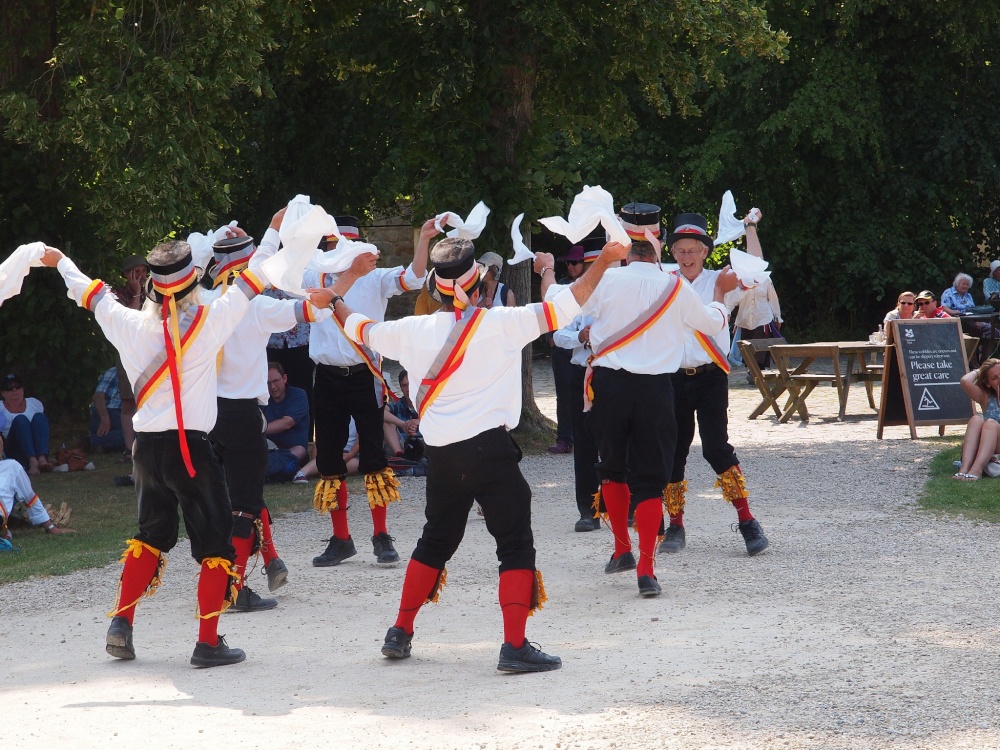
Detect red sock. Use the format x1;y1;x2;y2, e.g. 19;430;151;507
231;534;254;591
394;559;442;634
330;483;350;539
196;560;232;646
668;511;684;528
731;497;754;523
498;569;533;647
601;481;632;557
370;503;388;536
114;543;160;625
633;498;662;578
259;506;278;565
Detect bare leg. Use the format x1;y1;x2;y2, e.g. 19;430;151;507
969;419;1000;478
384;423;403;455
958;415;985;475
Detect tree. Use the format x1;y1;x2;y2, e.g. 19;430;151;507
311;0;788;432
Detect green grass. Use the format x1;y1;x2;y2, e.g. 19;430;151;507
920;439;1000;521
0;451;363;585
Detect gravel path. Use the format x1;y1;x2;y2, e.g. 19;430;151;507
5;365;998;750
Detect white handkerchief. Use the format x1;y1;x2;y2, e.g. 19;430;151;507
508;213;536;265
539;185;631;247
187;221;239;269
280;194;313;233
434;201;490;240
309;239;380;275
0;242;46;307
715;190;746;246
264;204;337;294
729;248;770;288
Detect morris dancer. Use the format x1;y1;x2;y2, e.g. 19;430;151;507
305;216;428;568
42;241;298;667
313;234;626;671
661;210;769;556
205;219;331;610
579;203;737;597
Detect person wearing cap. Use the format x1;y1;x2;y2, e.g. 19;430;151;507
660;209;769;558
573;204;738;598
1;433;76;548
547;244;587;457
40;237;310;667
313;232;627;671
202;215;333;611
0;375;53;475
551;234;605;529
304;215;429;569
110;255;149;483
914;289;950;319
475;251;515;308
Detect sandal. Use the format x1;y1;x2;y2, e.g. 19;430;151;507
952;472;980;481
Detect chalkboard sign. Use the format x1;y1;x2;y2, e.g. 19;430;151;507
877;318;973;438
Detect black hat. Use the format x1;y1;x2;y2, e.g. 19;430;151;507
666;212;714;250
0;373;22;391
620;202;662;243
121;255;148;273
210;236;255;285
579;225;606;262
320;215;361;250
147;242;200;304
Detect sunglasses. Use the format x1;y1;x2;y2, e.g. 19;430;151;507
566;260;583;266
917;300;934;305
2;384;22;391
898;301;915;306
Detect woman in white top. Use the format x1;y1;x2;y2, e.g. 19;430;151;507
0;375;52;475
476;252;515;308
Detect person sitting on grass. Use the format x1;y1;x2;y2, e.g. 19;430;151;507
953;358;1000;480
89;367;126;453
1;435;75;549
0;374;53;475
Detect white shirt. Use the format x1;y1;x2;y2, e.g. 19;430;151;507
579;263;728;374
674;268;731;369
344;288;582;446
0;458;48;526
728;277;781;330
203;286;331;403
305;265;425;366
58;257;259;433
1;397;44;438
553;314;596;367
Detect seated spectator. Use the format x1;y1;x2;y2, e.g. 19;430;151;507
953;359;1000;480
984;261;1000;303
384;369;424;461
262;362;310;483
0;374;52;475
1;435;75;549
88;367;126;453
914;290;950;319
942;273;976;316
884;291;916;325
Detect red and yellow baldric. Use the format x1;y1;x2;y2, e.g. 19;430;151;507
669;270;731;374
414;307;487;417
332;312;398;404
583;279;683;411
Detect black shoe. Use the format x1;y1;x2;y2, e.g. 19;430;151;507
263;557;289;592
190;634;246;668
637;575;662;598
312;536;357;567
106;616;135;660
658;525;686;554
574;515;599;532
372;533;401;565
497;640;562;673
229;585;278;613
381;626;413;659
736;519;769;556
604;550;637;574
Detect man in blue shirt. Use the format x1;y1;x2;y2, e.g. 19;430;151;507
262;362;310;482
89;367;126;452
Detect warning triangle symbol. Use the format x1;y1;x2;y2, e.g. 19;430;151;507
918;388;940;411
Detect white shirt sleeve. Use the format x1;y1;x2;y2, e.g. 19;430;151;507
251;295;331;333
678;282;729;336
552;316;584;350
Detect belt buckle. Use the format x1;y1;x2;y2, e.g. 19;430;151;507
684;367;699;376
341;366;353;376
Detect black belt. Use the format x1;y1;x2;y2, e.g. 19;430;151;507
680;363;718;376
319;362;370;377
